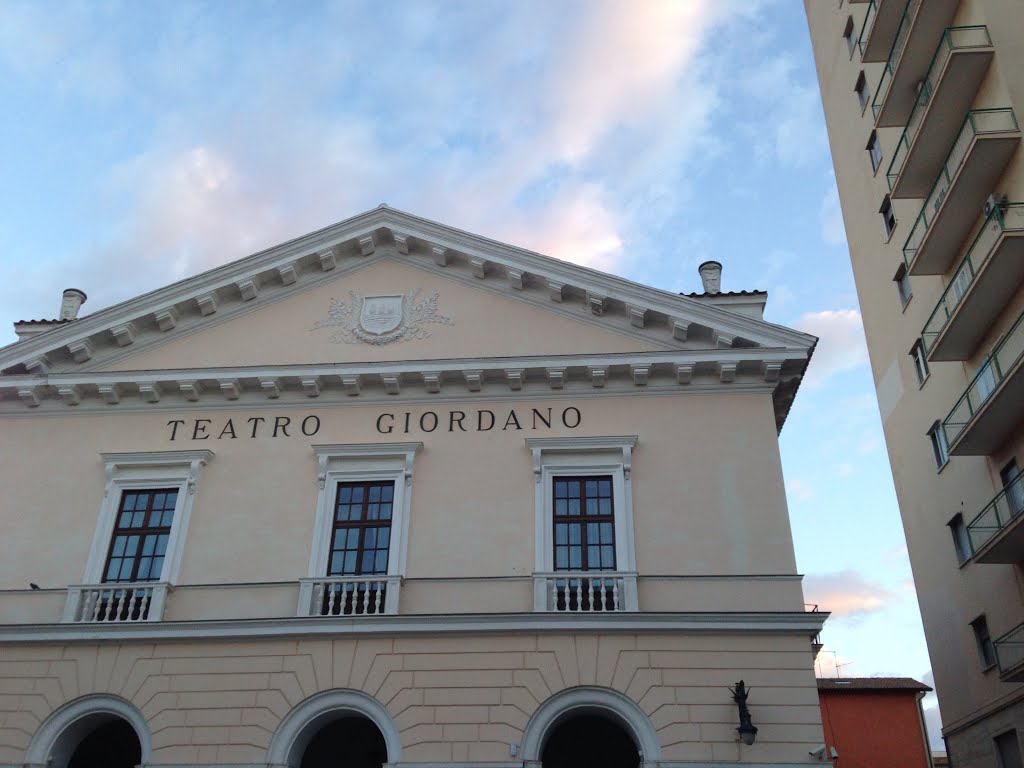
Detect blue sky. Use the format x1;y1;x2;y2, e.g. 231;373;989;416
0;0;942;744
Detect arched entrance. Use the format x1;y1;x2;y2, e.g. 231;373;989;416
299;715;387;768
26;695;152;768
67;717;142;768
541;711;640;768
266;689;402;768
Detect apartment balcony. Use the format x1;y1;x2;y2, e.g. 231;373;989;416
903;110;1021;276
886;28;998;197
62;582;170;623
995;621;1024;682
858;0;906;63
967;474;1024;564
943;310;1024;455
297;575;402;617
872;1;964;128
532;571;639;613
922;204;1024;361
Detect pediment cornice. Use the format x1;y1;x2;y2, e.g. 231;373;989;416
0;348;809;431
0;206;815;377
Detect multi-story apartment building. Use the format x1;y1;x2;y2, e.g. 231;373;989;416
0;206;828;768
804;2;1024;765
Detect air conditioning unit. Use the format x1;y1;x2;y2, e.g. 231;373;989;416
984;193;1008;218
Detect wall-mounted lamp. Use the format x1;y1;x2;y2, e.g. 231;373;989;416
730;680;758;745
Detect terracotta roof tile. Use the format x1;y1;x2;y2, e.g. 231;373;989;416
681;290;767;298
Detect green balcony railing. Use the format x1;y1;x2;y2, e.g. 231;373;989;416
885;26;996;188
966;473;1024;554
903;108;1019;268
870;0;921;119
857;0;878;57
995;621;1024;678
943;308;1024;447
920;202;1024;354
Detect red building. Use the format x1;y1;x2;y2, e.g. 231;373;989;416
817;678;933;768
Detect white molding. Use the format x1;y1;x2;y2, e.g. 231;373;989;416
267;689;401;767
528;436;639;611
75;451;213;601
24;693;152;766
0;610;829;643
520;686;661;762
306;444;422;593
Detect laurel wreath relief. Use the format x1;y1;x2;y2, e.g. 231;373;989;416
310;289;454;345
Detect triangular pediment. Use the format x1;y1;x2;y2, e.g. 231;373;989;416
0;206;816;430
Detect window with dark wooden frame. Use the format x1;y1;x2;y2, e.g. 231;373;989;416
552;476;617;611
97;488;177;621
104;489;177;584
324;481;394;615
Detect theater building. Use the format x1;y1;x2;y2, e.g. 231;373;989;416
0;206;827;767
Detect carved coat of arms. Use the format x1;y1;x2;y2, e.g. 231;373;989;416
311;289;454;345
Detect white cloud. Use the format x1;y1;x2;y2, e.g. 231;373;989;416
787;478;814;503
795;309;870;387
820;183;846;247
804;570;896;622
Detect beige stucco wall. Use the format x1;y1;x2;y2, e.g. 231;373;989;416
98;257;662;372
805;0;1024;747
0;390;801;620
0;633;824;766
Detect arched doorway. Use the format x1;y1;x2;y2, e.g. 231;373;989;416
299;715;387;768
541;712;640;768
66;717;142;768
26;695;152;768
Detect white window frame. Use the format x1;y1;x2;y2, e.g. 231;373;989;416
527;436;639;611
910;339;930;385
64;450;212;623
299;443;421;615
928;422;949;469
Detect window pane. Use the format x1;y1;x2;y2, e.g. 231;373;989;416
122;494;137;511
369;485;381;502
375;550;388;572
343;551;357;573
106;559;121;581
351;486;364;502
601;522;613;544
555;499;567;515
137;558;152;580
555;524;567;545
365;528;377;548
555;480;568;498
556;548;568;569
367;503;379;521
131;511;145;527
124;536;139;556
569;548;581;569
155;535;168;556
382;485;394;502
380;503;392;520
599;479;611;496
142;537;156;556
585;479;598;496
586;498;598;515
569;525;581;545
153;493;165;510
339;486;352;503
112;537;127;557
587;522;599;541
378;528;390;548
568;499;580;515
135;493;149;509
361;550;375;572
588;545;600;566
347;529;359;548
336;504;350;522
602;545;615;567
567;480;580;497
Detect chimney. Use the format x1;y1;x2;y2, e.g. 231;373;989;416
698;261;722;294
59;288;87;320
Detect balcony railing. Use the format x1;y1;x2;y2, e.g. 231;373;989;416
943;309;1024;450
532;571;638;613
995;621;1024;681
62;582;169;623
297;576;402;617
966;474;1024;559
885;21;997;189
857;0;879;57
921;203;1024;356
870;0;921;118
903;110;1020;272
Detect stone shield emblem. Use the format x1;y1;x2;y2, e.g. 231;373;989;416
359;294;404;335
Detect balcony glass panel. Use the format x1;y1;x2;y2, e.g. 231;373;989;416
967;473;1024;555
885;27;996;187
943;309;1024;447
921;203;1024;354
995;621;1024;679
903;109;1017;269
870;0;922;119
857;0;878;57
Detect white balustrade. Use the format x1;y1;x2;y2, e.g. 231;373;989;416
62;583;169;623
297;576;401;617
532;572;638;612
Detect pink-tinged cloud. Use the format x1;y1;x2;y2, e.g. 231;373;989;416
795;309;869;387
804;570;895;620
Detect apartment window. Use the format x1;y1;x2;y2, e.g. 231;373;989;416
910;339;929;385
971;615;997;669
928;422;949;469
948;514;971;565
995;730;1023;768
894;264;912;307
1000;460;1024;516
855;71;870;113
528;436;639;611
880;195;896;239
302;443;421;617
977;360;998;404
844;16;857;57
867;130;883;172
